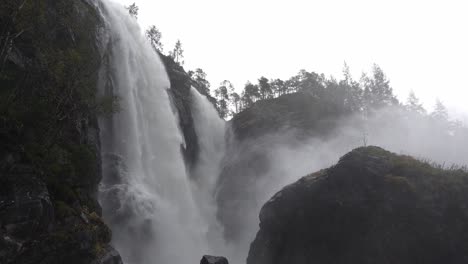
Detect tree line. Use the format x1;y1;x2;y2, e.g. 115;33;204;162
208;63;452;123
125;3;460;129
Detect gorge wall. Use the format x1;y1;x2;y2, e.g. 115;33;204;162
0;0;120;263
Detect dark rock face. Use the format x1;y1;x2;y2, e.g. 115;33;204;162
0;0;120;263
160;53;217;169
229;92;346;142
217;93;348;242
0;165;53;261
200;255;229;264
248;146;468;264
92;246;123;264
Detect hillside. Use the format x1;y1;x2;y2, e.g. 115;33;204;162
217;92;352;242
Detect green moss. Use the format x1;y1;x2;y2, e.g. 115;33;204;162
55;201;77;219
384;174;415;193
68;144;98;184
0;2;116;262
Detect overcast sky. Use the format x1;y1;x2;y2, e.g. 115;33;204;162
112;0;468;118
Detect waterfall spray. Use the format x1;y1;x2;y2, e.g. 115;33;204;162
96;2;236;263
98;1;207;263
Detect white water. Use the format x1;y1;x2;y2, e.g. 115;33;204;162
189;87;233;259
97;2;228;263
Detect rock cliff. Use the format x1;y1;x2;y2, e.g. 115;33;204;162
0;1;121;263
248;146;468;264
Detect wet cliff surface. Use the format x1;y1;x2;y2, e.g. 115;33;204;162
161;53;217;169
0;1;121;263
248;146;468;264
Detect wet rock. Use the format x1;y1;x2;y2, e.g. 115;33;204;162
0;0;123;263
248;146;468;264
0;165;54;263
92;245;123;264
200;255;229;264
160;53;218;169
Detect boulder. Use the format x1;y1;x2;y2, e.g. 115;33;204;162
248;146;468;264
92;245;123;264
200;255;229;264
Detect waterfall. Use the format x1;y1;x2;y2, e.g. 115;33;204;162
190;87;226;193
189;87;231;258
97;1;231;263
98;1;204;263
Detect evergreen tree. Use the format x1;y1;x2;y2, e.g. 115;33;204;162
258;76;272;99
214;80;231;119
170;39;184;65
240;91;252;112
285;75;300;94
145;25;163;52
125;3;138;18
342;62;352;84
431;99;449;122
362;64;397;110
241;81;260;109
220;80;240;114
296;70;326;97
271;79;286;97
406;91;425;114
230;92;241;114
338;63;362;112
189;68;210;96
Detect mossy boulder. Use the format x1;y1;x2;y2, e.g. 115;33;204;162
248;146;468;264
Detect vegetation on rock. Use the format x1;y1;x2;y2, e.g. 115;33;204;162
0;1;121;263
248;146;468;264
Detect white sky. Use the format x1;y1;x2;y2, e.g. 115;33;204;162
112;0;468;117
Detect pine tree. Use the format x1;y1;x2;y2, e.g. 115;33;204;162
362;64;397;110
406;91;425;114
258;76;272;99
125;3;138;18
271;79;286;97
431;99;449;122
214;80;231;119
230;92;240;114
339;63;362;112
296;70;326;97
145;25;163;52
170;40;184;65
189;68;210;96
240;82;260;109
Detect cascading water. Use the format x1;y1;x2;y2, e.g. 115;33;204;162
190;87;226;194
97;1;227;263
189;87;231;258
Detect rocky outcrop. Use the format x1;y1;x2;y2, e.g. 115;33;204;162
229;92;347;141
248;146;468;264
0;0;120;263
217;92;350;242
200;255;229;264
160;53;217;169
0;164;53;262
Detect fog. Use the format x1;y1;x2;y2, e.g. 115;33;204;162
217;104;468;263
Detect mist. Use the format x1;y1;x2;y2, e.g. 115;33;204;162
215;103;468;263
